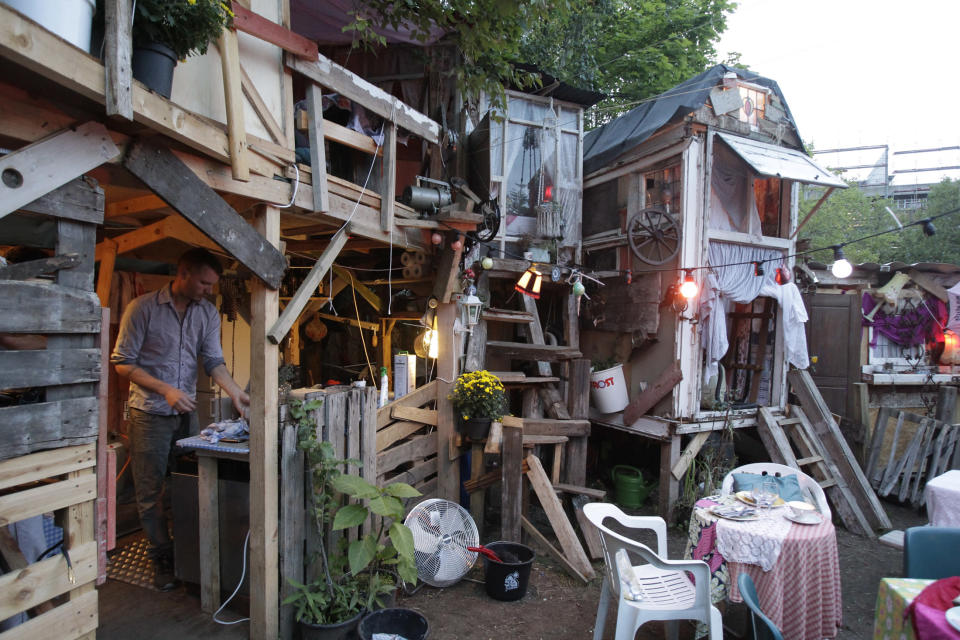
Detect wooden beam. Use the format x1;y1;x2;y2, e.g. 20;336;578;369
312;311;378;333
521;516;589;583
249;205;280;639
436;303;460;500
105;194;168;218
485;341;582;362
306;83;329;212
96;239;117;306
123;139;287;288
791;187;835;239
431;237;465;304
230;2;318;60
240;62;285;145
0;254;80;281
104;0;132;120
501;421;523;541
376;380;437;428
287;54;440;144
0;122;119;220
906;269;949;302
623;362;683;425
331;265;381;312
218;27;249;181
671;431;711;481
96;215;221;260
380;122;397;231
20;176;105;225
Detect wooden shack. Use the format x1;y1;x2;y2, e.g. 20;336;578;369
576;65;896;529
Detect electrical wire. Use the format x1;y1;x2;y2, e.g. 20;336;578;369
351;284;378;388
213;529;251;626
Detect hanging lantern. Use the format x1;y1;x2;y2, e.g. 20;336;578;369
461;293;482;327
515;266;542;299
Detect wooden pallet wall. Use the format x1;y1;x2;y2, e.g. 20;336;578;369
375;381;439;500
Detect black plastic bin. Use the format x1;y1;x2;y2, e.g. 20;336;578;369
358;608;429;640
482;541;535;601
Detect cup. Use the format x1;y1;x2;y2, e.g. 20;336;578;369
786;501;816;520
759;478;779;511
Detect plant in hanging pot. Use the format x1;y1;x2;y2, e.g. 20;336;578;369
449;370;507;440
283;399;420;638
127;0;233;98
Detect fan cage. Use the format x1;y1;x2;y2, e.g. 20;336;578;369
404;498;479;587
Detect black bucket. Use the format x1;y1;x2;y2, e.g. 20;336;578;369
358;608;429;640
482;541;535;601
132;41;177;98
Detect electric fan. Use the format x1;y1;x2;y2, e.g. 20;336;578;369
404;498;479;587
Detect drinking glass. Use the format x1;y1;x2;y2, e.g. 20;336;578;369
759;478;779;512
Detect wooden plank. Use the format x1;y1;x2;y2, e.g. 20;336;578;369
287;54;439;143
906;269;949;302
381;458;437;488
330;265;381;312
659;435;681;523
520;515;588;583
469;443;485;538
0;282;101;333
0;474;96;526
571;494;604;560
20;176;105;224
865;407;893;485
306;83;330;212
485;341;582;362
96;306;109;586
279;423;303;640
501;422;523;542
563;358;590;487
482;308;533;323
376;421;427;452
0;539;95;620
248;205;280;639
231;2;318;59
880;419;924;496
376;434;437;476
0;442;96;491
789;369;891;531
238;62;285;145
380;122;397;231
623;362;683;426
268;227;346;344
197;456;220;614
879;412;906;488
522;435;569;446
123;139;287;288
376;380;437;428
431;238;465;304
391;406;438;426
96;239;117;307
524;454;594;579
464;273;489;373
436;302;459;498
484;421;503;455
0;255;81;282
0;349;100;389
790;187;834;239
538;386;571;421
0;589;98;640
104;0;132;119
218;27;249;181
520;294;552;377
554;484;607;499
360;387;378;530
908;419;938;503
757;407;799;467
671;431;711;481
0;122;118;220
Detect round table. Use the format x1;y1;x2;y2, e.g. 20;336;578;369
684;496;843;640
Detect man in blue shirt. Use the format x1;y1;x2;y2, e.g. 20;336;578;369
112;248;249;591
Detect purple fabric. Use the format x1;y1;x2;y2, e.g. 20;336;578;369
693;498;725;573
905;576;960;640
862;294;947;347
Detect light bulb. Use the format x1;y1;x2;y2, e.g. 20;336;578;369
427;315;439;359
679;271;698;299
831;259;852;279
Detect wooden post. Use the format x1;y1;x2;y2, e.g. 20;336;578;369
501;421;522;542
659;434;681;523
95;308;110;585
563;358;590;486
249;205;280;640
469;442;485;539
95;238;117;307
380;122;397;231
104;0;132;120
935;386;959;470
218;27;249;181
435;302;459;500
305;83;329;212
279;424;303;640
197;455;221;614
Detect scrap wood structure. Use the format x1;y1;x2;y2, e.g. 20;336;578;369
579;65;891;535
0;0;601;637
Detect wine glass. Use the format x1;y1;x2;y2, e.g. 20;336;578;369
759;478;779;513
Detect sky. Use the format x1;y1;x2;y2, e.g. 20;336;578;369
715;0;960;153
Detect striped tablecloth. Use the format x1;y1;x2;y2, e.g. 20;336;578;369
686;501;843;640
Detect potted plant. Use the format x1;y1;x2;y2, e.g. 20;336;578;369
284;399;420;639
128;0;233;98
589;356;628;414
448;370;507;440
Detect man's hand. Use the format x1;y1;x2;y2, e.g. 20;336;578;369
232;390;250;419
164;387;197;413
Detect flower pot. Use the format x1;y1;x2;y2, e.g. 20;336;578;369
358;608;429;640
1;0;95;52
456;417;492;440
132;41;178;99
590;363;628;414
298;609;365;640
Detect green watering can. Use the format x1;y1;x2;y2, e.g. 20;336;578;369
611;465;651;509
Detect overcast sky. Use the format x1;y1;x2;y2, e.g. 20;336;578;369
716;0;960;152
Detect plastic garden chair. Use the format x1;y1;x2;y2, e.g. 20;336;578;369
738;573;784;640
721;462;831;518
583;503;722;640
903;526;960;579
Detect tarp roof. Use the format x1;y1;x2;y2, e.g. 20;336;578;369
583;64;799;175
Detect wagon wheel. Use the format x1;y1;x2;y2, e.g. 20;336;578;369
627;207;681;265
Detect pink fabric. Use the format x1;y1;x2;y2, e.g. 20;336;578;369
727;518;842;640
905;577;960;640
692;522;725;573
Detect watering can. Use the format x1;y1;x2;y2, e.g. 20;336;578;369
611;465;651;509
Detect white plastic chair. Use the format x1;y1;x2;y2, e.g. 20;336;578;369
721;462;831;518
583;503;722;640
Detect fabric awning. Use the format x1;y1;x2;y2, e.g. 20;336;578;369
716;133;847;188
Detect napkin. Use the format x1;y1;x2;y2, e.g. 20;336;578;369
905;576;960;640
712;504;758;518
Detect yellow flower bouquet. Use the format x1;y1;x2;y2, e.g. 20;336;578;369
448;370;507;437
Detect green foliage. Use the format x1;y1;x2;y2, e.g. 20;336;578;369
448;370;508;421
286;398;421;624
889;179;960;264
131;0;233;60
591;356;618;372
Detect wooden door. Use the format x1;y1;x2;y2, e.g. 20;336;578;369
802;292;862;418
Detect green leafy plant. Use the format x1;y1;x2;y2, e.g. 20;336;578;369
448;370;507;421
282;398;420;625
131;0;234;60
591;356;618;372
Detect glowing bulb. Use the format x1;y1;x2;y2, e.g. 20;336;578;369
830;246;852;278
481;257;494;270
679;271;698;299
427;315;439;359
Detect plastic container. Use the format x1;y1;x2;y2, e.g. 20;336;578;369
482;541;535;601
611;465;651;509
1;0;95;52
299;609;365;640
590;363;628;414
358;608;429;640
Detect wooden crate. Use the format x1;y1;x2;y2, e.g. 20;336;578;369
0;444;98;639
375;380;439;499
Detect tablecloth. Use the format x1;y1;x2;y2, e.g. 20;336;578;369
924;470;960;527
684;497;842;640
873;578;932;640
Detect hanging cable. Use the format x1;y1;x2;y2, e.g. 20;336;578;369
213;530;251;625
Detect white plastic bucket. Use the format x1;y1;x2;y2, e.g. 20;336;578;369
590;364;628;414
2;0;96;52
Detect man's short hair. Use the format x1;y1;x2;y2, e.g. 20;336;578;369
178;248;223;276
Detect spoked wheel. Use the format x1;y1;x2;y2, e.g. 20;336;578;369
627;207;681;265
465;200;500;252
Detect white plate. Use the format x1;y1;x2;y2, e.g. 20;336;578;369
947;606;960;633
709;505;760;521
783;511;822;525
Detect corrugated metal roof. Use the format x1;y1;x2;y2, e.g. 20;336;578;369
717;133;847;188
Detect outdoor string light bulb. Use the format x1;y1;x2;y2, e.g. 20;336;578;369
922;219;937;236
831;246;853;279
515;266;542;299
427;314;439;359
679;270;698;299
